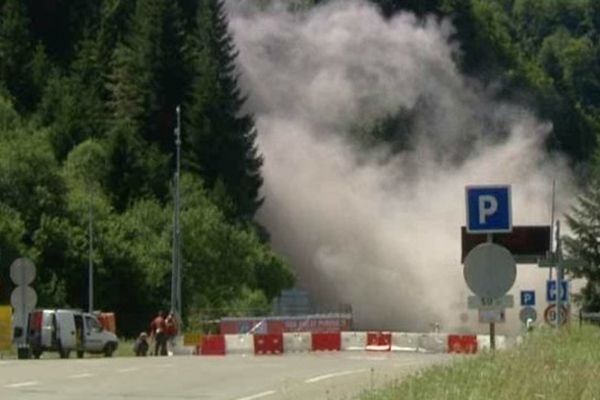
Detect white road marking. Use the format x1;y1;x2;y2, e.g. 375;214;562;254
117;367;139;373
0;361;11;365
305;369;368;383
68;373;94;379
5;381;40;388
235;390;277;400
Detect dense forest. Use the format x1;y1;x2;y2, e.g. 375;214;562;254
1;0;600;335
0;0;295;335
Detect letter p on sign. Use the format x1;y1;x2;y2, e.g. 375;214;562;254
478;195;498;224
466;185;512;233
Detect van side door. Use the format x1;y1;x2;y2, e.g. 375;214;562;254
41;311;55;348
84;314;104;352
55;310;76;350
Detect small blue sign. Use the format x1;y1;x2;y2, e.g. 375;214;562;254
520;290;536;306
466;185;512;233
546;280;569;303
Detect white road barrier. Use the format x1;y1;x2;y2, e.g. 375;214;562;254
341;331;367;351
283;332;312;352
476;334;508;351
225;334;254;355
172;335;195;355
391;332;420;352
418;333;448;353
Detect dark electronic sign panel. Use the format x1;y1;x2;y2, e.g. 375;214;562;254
461;226;551;264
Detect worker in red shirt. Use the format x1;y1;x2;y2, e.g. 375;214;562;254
150;311;167;356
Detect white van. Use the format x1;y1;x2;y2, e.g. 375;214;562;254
28;309;118;358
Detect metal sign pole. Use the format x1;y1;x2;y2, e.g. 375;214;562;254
20;267;26;347
487;233;495;351
549;180;555;280
555;220;562;329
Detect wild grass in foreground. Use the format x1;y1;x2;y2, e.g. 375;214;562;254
360;325;600;400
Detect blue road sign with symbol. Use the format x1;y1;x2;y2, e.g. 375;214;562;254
466;186;512;233
546;280;569;303
521;290;535;306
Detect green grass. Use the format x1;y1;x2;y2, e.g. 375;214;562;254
114;338;135;358
359;325;600;400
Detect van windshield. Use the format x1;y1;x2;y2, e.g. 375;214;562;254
85;317;101;332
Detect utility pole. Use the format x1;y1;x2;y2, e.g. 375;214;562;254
88;187;94;313
171;106;183;324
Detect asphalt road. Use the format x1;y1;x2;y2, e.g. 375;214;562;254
0;352;451;400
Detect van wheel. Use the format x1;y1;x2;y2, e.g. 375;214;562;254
104;343;115;357
77;351;84;359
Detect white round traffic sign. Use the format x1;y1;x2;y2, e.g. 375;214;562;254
544;304;568;326
463;243;516;298
10;258;36;285
10;286;37;312
519;306;537;324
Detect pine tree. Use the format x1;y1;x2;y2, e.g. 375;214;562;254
105;0;188;209
565;152;600;311
39;37;106;160
106;0;188;153
185;0;263;221
0;0;35;111
105;124;170;212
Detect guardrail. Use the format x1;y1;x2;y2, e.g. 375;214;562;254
579;311;600;327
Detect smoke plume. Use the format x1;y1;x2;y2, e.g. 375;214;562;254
228;1;574;332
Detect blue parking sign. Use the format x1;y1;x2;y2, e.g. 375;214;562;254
520;290;535;306
466;185;512;233
547;280;569;303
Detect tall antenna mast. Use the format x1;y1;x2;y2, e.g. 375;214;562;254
171;106;183;322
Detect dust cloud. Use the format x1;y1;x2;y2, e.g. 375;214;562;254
227;1;575;333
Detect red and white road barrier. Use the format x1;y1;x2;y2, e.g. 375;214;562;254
191;331;513;356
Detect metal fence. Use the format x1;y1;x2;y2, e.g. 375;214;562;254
579;311;600;327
